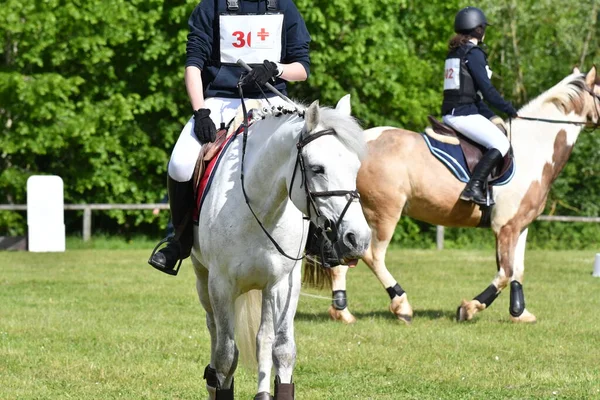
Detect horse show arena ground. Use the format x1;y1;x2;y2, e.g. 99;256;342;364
1;248;600;399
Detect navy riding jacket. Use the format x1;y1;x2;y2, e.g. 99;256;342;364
186;0;311;98
448;47;517;118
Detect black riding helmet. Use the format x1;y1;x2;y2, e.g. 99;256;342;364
454;6;489;33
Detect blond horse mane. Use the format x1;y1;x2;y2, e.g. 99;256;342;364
519;73;593;117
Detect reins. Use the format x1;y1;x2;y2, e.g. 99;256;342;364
235;82;359;261
511;88;600;130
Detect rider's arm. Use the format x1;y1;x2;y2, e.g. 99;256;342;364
185;0;214;110
280;0;311;81
185;67;205;111
476;100;495;119
466;49;517;116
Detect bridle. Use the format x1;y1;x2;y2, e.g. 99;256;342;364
237;85;360;261
513;87;600;130
289;128;360;256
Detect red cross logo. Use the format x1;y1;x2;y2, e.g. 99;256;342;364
257;28;270;41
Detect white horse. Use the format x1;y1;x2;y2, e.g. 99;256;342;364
305;66;600;325
191;95;371;399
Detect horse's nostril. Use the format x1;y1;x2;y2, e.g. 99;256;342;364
345;232;357;248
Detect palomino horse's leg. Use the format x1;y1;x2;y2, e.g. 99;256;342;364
328;264;357;324
270;266;301;400
361;207;413;324
457;227;536;323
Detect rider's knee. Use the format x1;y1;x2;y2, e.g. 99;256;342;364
168;158;195;182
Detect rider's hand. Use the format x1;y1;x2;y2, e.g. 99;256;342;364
193;108;217;144
490;116;508;135
240;60;280;87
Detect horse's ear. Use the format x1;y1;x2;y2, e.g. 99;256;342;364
335;94;352;116
572;66;581;75
585;65;597;87
305;100;320;133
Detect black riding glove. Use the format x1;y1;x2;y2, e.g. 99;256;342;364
240;60;279;87
193;108;217;144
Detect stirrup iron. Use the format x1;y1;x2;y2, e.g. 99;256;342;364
148;237;183;276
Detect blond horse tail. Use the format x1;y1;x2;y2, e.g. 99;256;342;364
235;290;262;370
301;256;332;290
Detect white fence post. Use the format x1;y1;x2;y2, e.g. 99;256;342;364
436;225;445;250
593;254;600;277
83;207;92;242
26;175;65;252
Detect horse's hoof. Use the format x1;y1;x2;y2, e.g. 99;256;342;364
389;293;413;324
509;309;537;324
328;305;357;324
456;299;485;322
254;392;273;400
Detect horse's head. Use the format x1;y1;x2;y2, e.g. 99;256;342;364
549;66;600;127
580;65;600;127
288;94;371;260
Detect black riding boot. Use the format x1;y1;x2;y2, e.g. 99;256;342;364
148;177;194;275
460;148;503;206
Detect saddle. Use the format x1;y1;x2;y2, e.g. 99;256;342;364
191;100;264;194
424;115;513;180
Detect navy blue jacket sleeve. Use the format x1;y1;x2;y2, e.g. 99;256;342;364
282;0;311;77
186;0;214;70
475;100;495;119
466;48;517;116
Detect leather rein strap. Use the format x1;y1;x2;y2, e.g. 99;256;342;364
236;84;359;261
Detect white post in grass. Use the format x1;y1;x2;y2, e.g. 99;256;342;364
593;254;600;277
436;225;445;250
27;175;65;252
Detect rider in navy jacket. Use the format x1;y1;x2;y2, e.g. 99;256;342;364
442;6;518;206
148;0;311;275
186;0;311;98
445;46;516;119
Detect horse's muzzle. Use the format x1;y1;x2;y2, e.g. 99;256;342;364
334;226;371;260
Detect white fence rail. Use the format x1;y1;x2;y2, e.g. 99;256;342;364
1;204;599;245
0;203;168;242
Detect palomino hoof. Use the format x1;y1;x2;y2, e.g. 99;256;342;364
456;305;466;322
389;293;413;324
509;309;537;324
456;300;485;322
328;305;357;324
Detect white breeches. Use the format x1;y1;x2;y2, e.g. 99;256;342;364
169;96;289;182
442;114;510;156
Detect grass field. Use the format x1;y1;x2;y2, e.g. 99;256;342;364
2;248;600;399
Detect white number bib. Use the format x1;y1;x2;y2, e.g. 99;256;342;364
443;58;460;90
220;14;284;64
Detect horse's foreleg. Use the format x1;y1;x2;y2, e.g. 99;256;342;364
328;265;356;324
256;293;275;397
505;227;536;323
192;259;219;400
457;227;535;323
208;278;238;397
270;265;301;400
362;224;412;324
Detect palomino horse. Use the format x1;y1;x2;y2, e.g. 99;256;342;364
306;66;600;325
191;95;370;399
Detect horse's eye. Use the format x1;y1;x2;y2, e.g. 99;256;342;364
311;165;325;174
